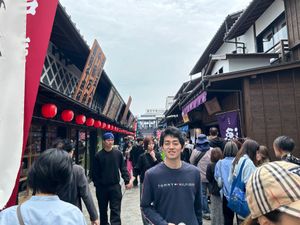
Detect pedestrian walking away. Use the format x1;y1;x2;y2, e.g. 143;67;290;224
141;126;203;225
206;147;224;225
92;132;133;225
229;139;259;224
0;149;87;225
56;139;99;225
244;161;300;225
273;135;300;165
190;134;212;220
208;127;226;151
214;141;239;225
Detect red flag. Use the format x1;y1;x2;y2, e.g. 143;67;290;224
6;0;59;207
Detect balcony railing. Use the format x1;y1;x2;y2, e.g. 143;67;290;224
266;39;289;63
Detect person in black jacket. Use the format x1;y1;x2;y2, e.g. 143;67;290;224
134;136;162;225
56;139;99;225
208;127;226;151
92;132;133;225
273;135;300;165
130;137;144;186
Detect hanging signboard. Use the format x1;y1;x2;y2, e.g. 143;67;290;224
73;40;106;107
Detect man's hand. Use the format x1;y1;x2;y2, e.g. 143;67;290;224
91;219;100;225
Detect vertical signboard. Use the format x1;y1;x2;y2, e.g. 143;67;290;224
1;0;59;208
121;96;132;124
102;88;114;116
216;110;242;141
0;0;26;209
73;39;106;107
127;114;134;127
106;94;122;120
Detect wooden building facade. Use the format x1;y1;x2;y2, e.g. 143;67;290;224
165;0;300;156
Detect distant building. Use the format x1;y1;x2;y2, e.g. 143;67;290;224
137;109;165;137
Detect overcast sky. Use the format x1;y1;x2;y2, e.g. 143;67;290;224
60;0;252;115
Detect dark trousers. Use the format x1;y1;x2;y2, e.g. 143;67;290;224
139;184;149;225
223;196;234;225
96;184;122;225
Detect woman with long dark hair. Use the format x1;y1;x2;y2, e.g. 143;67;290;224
229;139;259;224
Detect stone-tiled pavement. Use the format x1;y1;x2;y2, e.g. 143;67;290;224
82;182;211;225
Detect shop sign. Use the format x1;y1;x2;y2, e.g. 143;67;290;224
73;40;106;107
0;0;26;209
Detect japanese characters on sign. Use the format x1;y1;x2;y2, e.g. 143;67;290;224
0;0;27;209
216;110;241;141
73;40;106;107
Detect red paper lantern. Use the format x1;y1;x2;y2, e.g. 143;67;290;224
86;118;95;126
41;104;57;118
94;120;101;128
107;124;111;130
76;115;86;125
102;122;107;129
61;110;74;122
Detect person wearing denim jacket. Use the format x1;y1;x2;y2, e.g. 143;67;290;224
229;139;259;224
214;141;239;225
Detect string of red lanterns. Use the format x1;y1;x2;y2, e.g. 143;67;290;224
41;104;135;135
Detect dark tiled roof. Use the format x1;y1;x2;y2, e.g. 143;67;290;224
225;0;275;40
190;11;243;75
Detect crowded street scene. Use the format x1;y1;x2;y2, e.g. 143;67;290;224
1;0;300;225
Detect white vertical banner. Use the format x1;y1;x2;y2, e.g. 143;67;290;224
0;0;26;208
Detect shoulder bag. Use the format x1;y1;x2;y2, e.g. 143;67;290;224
17;205;25;225
227;159;250;218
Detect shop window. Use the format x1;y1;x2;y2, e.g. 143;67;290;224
257;13;287;53
40;43;80;97
18;124;42;203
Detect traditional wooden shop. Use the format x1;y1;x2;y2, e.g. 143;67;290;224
165;0;300;156
18;3;135;203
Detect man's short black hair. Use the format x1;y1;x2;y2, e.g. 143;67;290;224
273;136;295;152
52;138;64;150
62;139;75;153
209;127;219;136
27;148;72;194
159;126;185;148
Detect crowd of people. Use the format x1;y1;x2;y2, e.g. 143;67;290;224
1;126;300;225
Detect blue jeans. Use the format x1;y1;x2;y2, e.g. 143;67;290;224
202;182;210;214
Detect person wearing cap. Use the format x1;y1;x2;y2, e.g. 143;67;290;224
141;126;202;225
56;139;99;225
244;161;300;225
92;132;133;225
273;135;300;166
190;134;213;220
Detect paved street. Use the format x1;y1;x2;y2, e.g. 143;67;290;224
82;182;211;225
